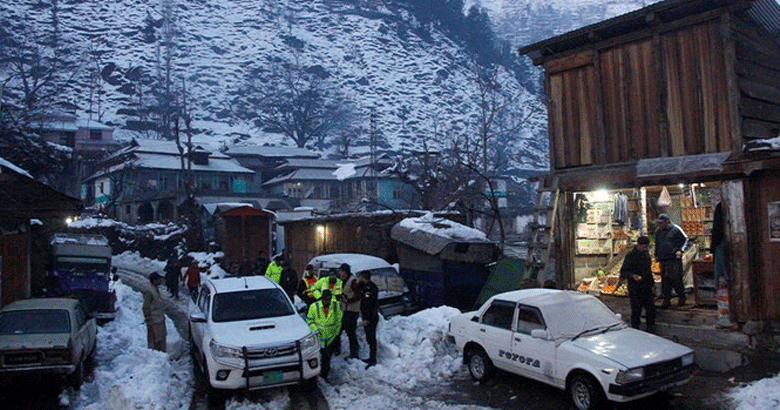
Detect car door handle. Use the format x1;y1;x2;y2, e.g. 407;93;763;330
515;337;522;342
479;328;486;333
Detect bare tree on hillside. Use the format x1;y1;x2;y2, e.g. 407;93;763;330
242;57;357;149
449;64;539;246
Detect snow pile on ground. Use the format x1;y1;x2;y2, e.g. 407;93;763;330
71;251;780;410
727;374;780;410
74;280;191;410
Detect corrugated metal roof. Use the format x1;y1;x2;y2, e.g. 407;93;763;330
262;168;341;186
748;0;780;35
276;158;341;169
225;145;320;158
391;216;493;256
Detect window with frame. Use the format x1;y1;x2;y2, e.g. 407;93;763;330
516;305;546;334
480;300;515;330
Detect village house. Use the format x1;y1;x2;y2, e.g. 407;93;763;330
82;138;256;223
519;0;780;324
35;113;122;160
222;145;320;190
263;154;420;213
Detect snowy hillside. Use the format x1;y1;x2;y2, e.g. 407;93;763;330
467;0;664;48
2;0;550;174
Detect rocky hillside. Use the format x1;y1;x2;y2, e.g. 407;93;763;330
2;0;551;173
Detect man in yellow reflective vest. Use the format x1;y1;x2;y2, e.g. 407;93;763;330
264;255;284;283
306;289;342;380
297;264;318;306
311;269;343;300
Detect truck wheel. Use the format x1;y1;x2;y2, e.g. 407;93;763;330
568;373;605;410
467;348;493;382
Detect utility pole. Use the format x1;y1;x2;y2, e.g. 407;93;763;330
369;107;377;202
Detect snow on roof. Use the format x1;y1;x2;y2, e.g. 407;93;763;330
263;168;343;186
75;119;113;130
391;212;490;255
131;153;254;173
0;156;33;179
225;145;320;158
334;163;357;180
131;138;228;158
744;136;780;152
487;288;625;344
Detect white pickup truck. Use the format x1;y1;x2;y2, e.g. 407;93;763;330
188;276;320;395
448;288;694;410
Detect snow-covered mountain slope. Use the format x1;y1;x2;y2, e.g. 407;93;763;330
467;0;664;47
2;0;551;174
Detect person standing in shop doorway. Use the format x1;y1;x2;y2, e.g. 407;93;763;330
619;236;656;333
654;213;688;308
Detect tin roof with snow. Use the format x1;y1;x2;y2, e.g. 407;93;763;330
391;213;496;256
224;145;320;158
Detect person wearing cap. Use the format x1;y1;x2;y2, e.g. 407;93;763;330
311;268;343;301
143;272;166;352
297;264;318;306
265;255;284;283
654;213;689;308
619;236;656;333
306;289;342;380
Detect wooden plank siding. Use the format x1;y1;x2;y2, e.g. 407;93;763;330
546;19;737;171
547;66;599;169
731;16;780;142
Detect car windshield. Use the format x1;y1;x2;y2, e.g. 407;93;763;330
0;309;70;334
211;289;294;322
365;267;406;293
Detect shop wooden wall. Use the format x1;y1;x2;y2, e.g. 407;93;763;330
744;173;780;320
544;10;780;171
732;14;780;143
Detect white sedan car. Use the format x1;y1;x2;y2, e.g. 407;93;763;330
448;288;694;410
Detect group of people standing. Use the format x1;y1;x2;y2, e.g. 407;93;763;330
252;255;380;380
619;213;689;333
162;256;202;302
301;263;380;381
144;256;203;352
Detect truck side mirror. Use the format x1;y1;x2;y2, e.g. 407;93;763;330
531;329;550;340
190;312;207;323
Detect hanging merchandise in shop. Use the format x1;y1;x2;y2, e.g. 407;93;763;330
658;186;673;207
571;184;723;311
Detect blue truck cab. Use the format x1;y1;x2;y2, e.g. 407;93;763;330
49;233;116;323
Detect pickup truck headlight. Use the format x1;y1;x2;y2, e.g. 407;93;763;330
209;340;241;360
300;332;320;352
681;352;695;367
615;367;644;384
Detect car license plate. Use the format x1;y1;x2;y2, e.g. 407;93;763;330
262;370;283;383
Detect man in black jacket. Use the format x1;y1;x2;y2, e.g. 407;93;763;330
654;213;689;308
619;236;656;333
359;270;379;369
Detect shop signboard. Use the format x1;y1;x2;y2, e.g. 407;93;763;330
769;201;780;242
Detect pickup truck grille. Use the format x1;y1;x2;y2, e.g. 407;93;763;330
243;343;297;359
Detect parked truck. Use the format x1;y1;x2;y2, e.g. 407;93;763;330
48;233;116;323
